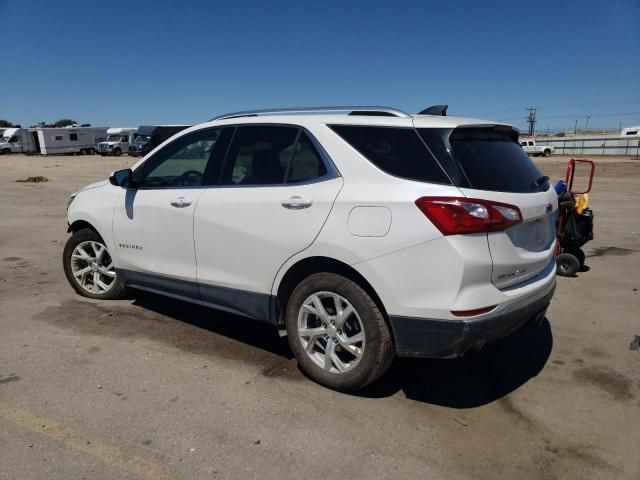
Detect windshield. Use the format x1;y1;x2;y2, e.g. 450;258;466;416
134;135;150;143
0;136;9;143
106;135;124;142
418;127;549;193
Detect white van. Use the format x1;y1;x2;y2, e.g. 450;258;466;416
0;128;36;154
98;128;138;156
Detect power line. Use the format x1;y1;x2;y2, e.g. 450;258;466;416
526;107;537;136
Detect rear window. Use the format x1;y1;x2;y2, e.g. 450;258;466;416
329;125;451;184
418;128;549;193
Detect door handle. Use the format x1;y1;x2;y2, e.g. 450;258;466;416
281;196;313;210
170;197;192;208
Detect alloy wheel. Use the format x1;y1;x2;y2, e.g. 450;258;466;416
70;241;116;294
297;291;365;374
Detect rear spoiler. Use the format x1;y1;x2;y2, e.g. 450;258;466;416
419;105;448;116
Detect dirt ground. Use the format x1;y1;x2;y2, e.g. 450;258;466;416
1;153;639;480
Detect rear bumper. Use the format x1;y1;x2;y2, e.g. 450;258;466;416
389;280;555;358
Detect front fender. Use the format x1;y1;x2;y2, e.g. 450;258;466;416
67;184;122;265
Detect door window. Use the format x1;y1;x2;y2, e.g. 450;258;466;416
219;126;299;186
219;126;331;186
138;128;222;188
285;132;327;184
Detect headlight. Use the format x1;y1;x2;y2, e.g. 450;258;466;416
67;193;77;209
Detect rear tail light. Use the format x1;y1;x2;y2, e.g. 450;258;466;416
415;197;522;235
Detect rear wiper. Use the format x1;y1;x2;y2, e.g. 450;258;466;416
531;175;550;189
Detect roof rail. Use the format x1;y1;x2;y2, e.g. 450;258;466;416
210;106;411;121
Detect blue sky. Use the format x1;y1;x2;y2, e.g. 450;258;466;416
1;0;639;132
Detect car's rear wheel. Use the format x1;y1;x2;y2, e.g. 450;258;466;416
285;273;394;391
543;149;551;157
63;228;126;300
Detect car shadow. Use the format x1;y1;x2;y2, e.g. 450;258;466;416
129;291;552;408
358;318;553;408
130;291;293;359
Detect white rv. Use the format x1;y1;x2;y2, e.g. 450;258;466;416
31;127;108;155
621;125;640;138
0;128;36;154
98;127;137;156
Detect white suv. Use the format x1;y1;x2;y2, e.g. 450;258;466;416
63;106;557;391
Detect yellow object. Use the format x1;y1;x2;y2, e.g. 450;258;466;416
575;194;589;214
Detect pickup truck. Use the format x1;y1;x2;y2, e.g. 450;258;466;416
520;139;554;157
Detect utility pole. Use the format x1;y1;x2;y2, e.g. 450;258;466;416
526;107;537;136
574;119;578;134
585;115;591;131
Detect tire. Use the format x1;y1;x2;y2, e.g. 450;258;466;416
1;148;10;155
79;149;87;155
88;148;95;155
285;273;394;391
63;228;126;300
566;248;586;267
543;149;551;157
113;147;122;156
556;253;580;277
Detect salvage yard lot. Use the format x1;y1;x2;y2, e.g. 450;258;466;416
1;154;639;479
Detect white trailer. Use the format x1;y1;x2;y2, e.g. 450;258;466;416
31;127;108;155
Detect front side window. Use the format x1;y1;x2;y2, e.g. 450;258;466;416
8;136;18;143
219;126;299;186
329;125;451;184
138;128;222;188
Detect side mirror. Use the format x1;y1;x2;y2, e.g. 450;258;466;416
109;168;136;187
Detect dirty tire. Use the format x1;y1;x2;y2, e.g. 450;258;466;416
556;253;580;277
63;228;126;300
286;273;394;391
567;248;586;267
113;147;122;156
543;149;551;157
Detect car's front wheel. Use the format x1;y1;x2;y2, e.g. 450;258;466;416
63;228;126;300
285;273;394;391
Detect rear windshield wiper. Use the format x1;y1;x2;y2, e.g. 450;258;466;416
531;175;550;189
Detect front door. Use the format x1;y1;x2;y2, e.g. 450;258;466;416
194;125;343;321
112;127;228;298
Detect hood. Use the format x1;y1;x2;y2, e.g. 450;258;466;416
80;180;108;192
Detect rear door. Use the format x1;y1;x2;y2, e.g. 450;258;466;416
194;125;342;320
419;126;557;289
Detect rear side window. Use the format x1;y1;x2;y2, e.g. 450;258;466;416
220;126;299;186
329;126;451;184
285;133;327;183
418;128;548;193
